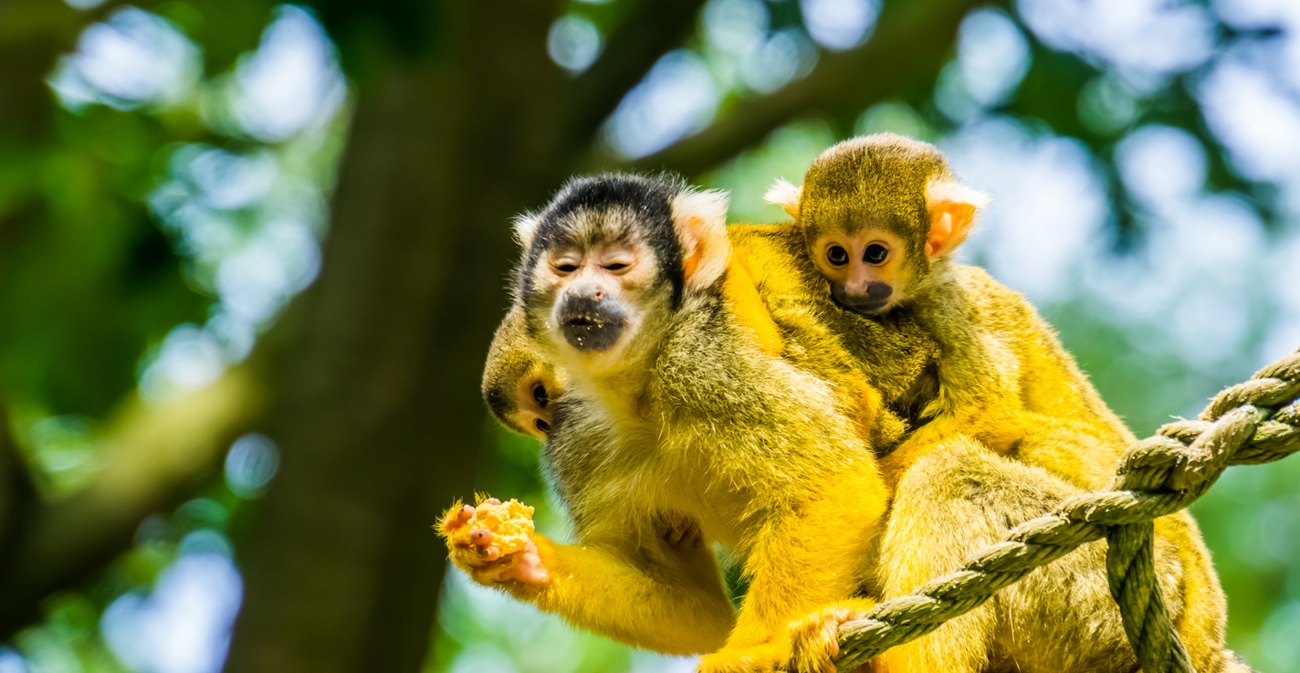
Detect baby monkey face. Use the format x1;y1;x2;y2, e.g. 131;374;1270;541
810;227;910;316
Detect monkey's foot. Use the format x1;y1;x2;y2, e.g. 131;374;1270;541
785;599;877;673
656;510;703;550
437;497;549;586
696;642;787;673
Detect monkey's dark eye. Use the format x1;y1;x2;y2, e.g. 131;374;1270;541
603;262;628;271
827;245;849;266
535;419;551;434
864;244;889;265
555;263;578;273
532;384;549;408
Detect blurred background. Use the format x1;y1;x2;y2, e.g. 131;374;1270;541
0;0;1297;671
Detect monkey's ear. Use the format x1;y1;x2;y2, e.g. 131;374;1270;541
763;179;802;219
513;213;541;249
672;189;731;291
924;179;990;259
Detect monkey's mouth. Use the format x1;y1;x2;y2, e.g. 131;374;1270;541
832;282;894;317
559;310;626;352
835;296;891;316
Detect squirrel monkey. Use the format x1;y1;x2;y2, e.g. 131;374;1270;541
764;134;1233;672
457;173;893;670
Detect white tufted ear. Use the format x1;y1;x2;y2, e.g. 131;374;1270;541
671;189;731;291
924;179;991;258
763;178;802;219
513;213;541;249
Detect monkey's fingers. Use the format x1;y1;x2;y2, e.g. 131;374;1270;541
468;528;493;549
658;512;705;550
467;541;549;586
784;600;876;673
441;504;475;532
504;547;550;585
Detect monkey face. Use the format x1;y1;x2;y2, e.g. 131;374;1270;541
512;372;559;439
482;350;563;439
548;241;647;352
526;232;670;373
810;228;911;316
512;174;730;377
481;306;568;440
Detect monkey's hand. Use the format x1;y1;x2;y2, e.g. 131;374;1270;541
438;497;550;587
656;510;704;550
784;599;877;673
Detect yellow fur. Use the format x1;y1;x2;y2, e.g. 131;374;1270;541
782;134;1230;672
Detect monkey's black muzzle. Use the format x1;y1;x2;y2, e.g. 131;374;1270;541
833;280;893;317
558;294;627;352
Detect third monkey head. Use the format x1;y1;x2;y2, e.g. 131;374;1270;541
766;133;990;316
511;174;730;378
482;306;564;440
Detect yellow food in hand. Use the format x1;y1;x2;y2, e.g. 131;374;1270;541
441;498;535;556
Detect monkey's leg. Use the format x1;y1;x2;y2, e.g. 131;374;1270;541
872;437;1006;673
442;501;734;655
877;407;1024;489
1010;413;1126;491
698;468;889;673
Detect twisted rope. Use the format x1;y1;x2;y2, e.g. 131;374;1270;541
835;349;1300;671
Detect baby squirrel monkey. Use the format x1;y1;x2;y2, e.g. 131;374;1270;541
767;133;1132;487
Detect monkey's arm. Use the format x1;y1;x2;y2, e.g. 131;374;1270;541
442;503;734;655
700;466;889;671
521;533;735;654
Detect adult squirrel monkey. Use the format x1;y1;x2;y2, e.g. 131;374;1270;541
456;174;893;670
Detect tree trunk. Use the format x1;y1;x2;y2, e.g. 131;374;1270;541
222;3;568;671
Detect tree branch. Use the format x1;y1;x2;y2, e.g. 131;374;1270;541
563;0;709;148
612;0;984;177
0;365;266;638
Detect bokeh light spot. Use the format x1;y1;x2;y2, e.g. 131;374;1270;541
548;15;602;73
229;6;346;142
604;51;719;159
48;7;199;111
957;8;1030;108
102;554;242;673
225;433;280;499
800;0;880;51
